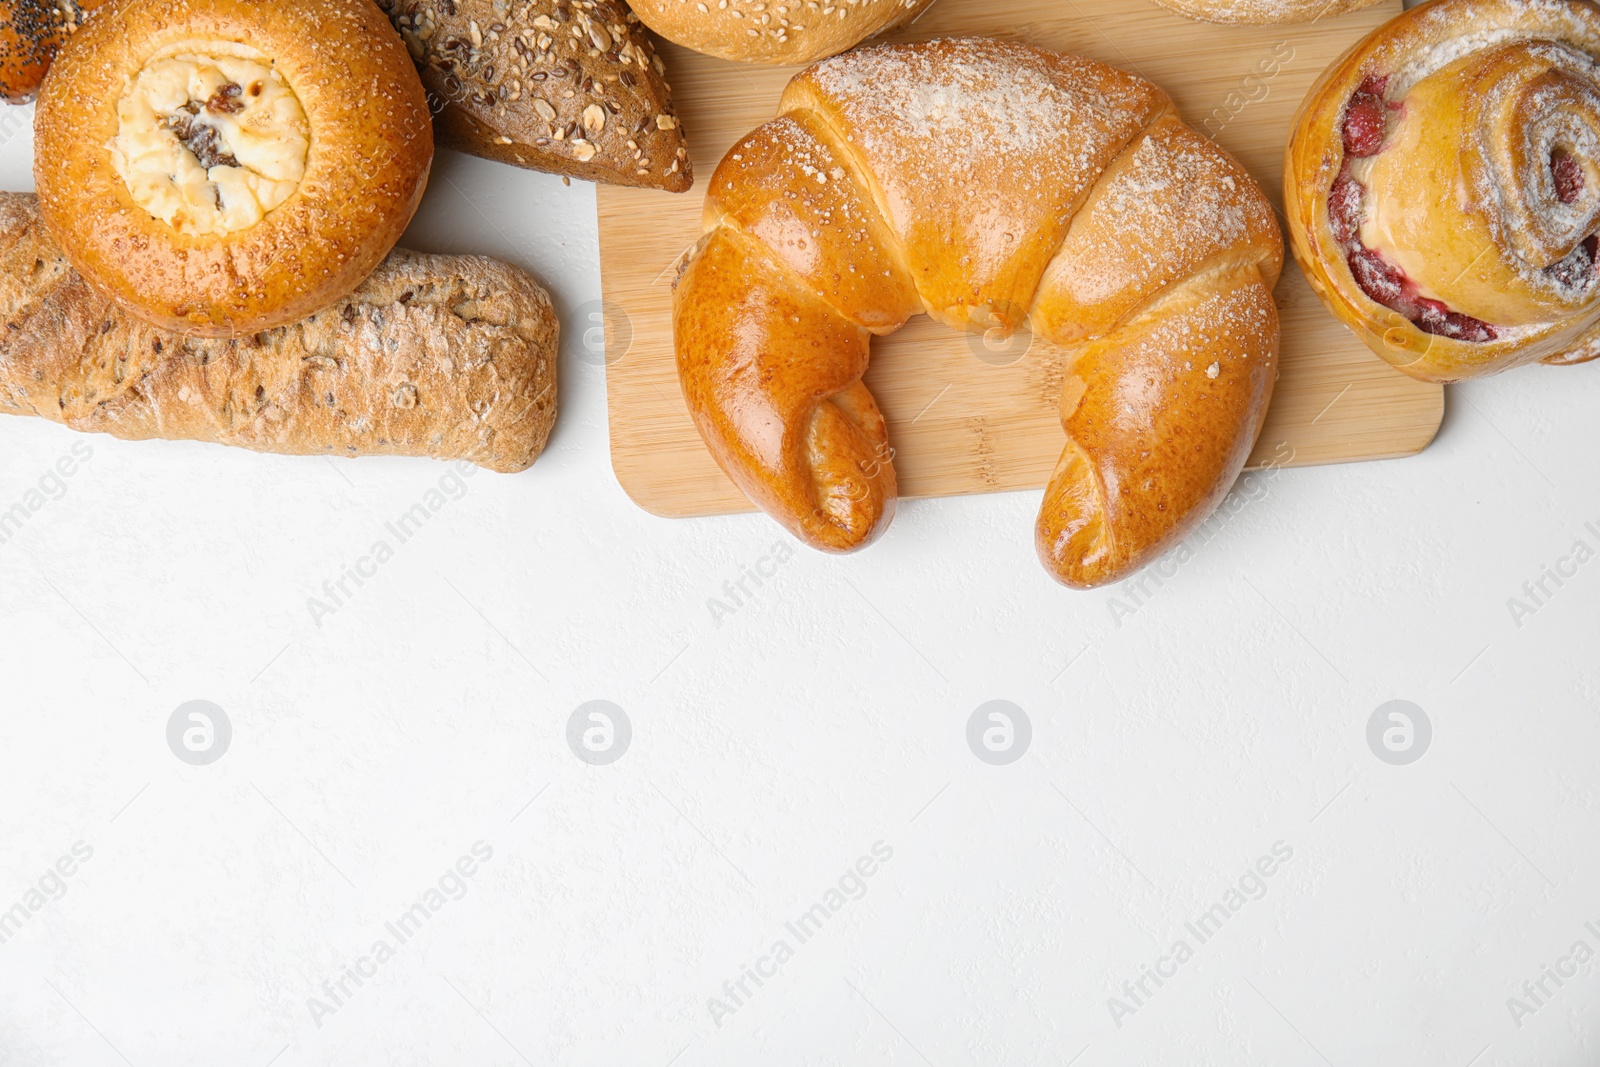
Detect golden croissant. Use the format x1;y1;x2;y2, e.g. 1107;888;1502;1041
1287;0;1600;382
672;38;1283;588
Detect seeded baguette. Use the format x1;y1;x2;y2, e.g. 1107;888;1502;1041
0;193;557;472
380;0;691;191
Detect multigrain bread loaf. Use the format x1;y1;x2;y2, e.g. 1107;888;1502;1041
1145;0;1381;24
0;193;557;471
1286;0;1600;381
33;0;434;337
380;0;692;190
674;39;1283;588
628;0;934;65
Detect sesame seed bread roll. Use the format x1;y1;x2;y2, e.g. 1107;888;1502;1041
673;38;1283;588
628;0;934;66
0;193;557;472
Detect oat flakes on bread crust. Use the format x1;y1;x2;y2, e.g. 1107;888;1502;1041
381;0;691;191
0;193;557;472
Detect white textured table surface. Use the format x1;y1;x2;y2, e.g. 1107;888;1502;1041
5;15;1600;1065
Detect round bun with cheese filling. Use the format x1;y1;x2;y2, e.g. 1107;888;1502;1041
33;0;433;336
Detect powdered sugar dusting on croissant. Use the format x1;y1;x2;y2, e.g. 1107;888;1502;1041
801;39;1152;170
1047;125;1271;318
786;39;1167;332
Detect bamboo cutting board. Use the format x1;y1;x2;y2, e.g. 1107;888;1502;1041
597;0;1440;518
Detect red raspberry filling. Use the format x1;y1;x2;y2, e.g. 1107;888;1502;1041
1329;73;1499;344
1347;246;1404;304
1329;175;1363;245
1341;74;1392;158
1413;297;1497;344
1345;246;1497;342
1553;152;1584;205
1548;234;1599;289
1342;96;1387;158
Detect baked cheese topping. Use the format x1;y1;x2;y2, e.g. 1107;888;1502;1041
111;49;309;236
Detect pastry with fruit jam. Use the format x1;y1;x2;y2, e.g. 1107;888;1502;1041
1287;0;1600;381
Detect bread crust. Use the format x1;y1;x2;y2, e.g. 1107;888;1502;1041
0;193;556;471
380;0;691;191
33;0;434;337
628;0;933;66
674;38;1282;587
1285;0;1600;381
1146;0;1380;25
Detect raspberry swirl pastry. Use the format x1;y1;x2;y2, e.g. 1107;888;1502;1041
33;0;433;336
1286;0;1600;382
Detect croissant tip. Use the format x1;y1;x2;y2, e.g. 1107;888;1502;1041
1034;506;1125;589
792;493;897;553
